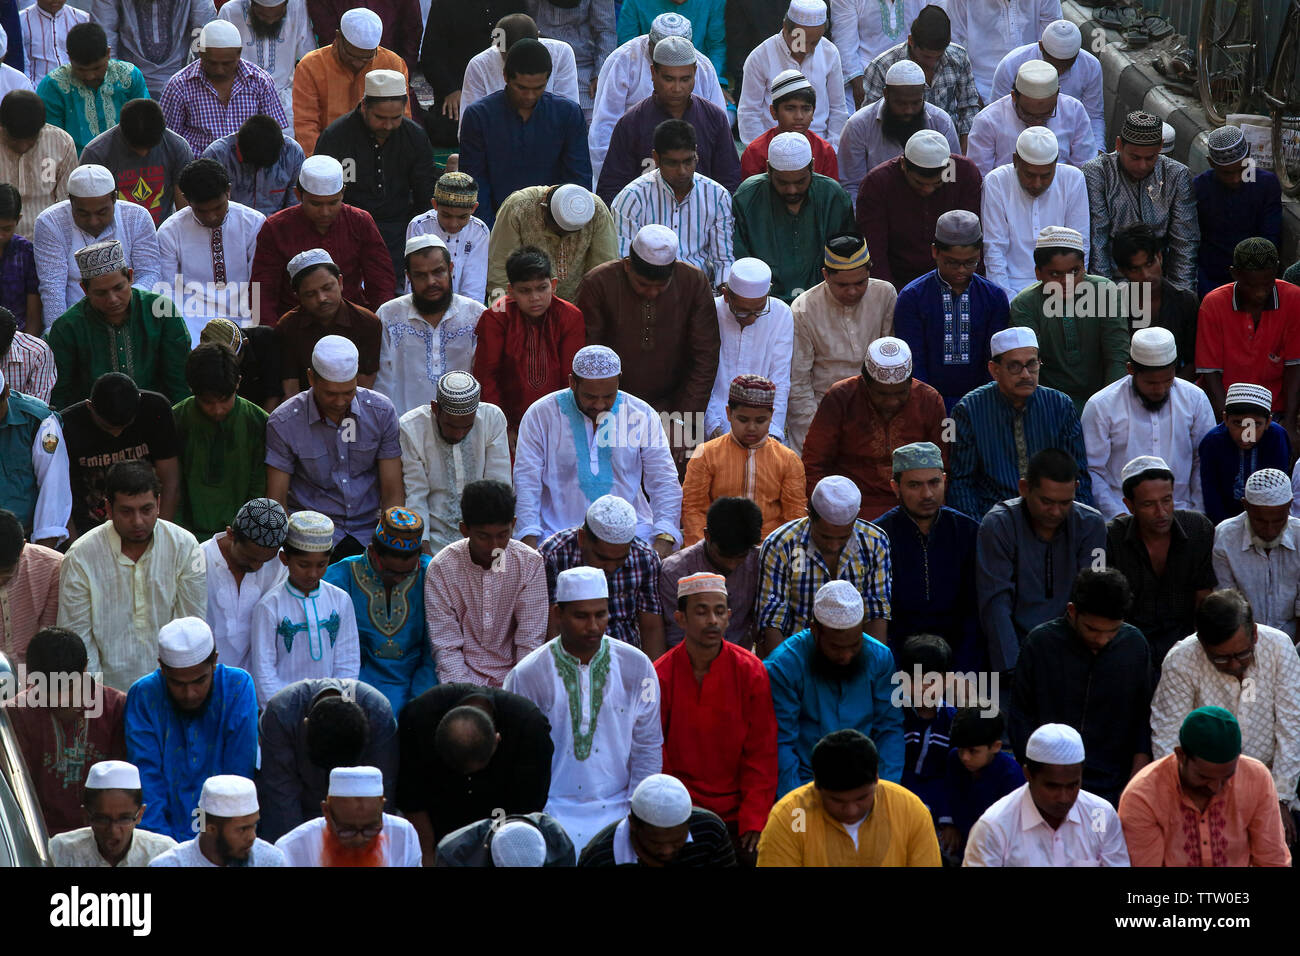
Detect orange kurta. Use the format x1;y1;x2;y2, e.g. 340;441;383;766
680;433;806;546
292;46;411;154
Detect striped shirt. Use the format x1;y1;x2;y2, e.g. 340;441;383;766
159;57;288;156
0;123;75;239
18;2;88;85
756;516;892;637
610;169;734;286
540;527;662;650
577;808;737;866
2;330;56;403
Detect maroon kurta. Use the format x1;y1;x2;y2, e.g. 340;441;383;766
472;296;586;430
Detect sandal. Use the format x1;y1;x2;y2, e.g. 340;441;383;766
1095;5;1134;29
1124;26;1150;48
1143;14;1175;39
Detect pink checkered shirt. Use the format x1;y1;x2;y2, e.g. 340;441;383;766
3;331;55;404
159;57;288;156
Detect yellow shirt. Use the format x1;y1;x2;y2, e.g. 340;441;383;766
292;46;411;155
680;433;806;546
756;781;942;867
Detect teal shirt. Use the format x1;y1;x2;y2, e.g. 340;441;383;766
172;395;269;540
616;0;727;81
0;390;57;530
38;61;150;154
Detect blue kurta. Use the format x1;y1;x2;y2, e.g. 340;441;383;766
943;748;1024;838
1193;169;1282;298
1198;421;1291;525
323;553;437;717
124;663;258;841
903;704;956;822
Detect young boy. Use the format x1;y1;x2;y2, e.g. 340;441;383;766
1199;381;1291;524
739;70;838;180
897;633;956;827
406;171;489;304
940;707;1022;859
680;374;805;545
249;510;360;709
172;343;269;541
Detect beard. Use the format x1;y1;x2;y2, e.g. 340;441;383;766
1130;377;1170;412
810;646;868;684
412;288;452;315
321;826;388;867
247;13;285;39
216;831;252;866
881;108;928;147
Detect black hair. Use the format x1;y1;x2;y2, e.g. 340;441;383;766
505;244;552;285
824;231;868;267
773;85;816;109
84;786;143;811
704;496;762;556
236;114;284;169
434;705;497;773
0;509;23;567
26;626;88;676
66;22;108;65
404;240;451;271
0;304;15;356
910;4;951;50
504;37;552;79
282;543;332;559
1121;465;1175;500
652;118;697;155
290;262;341;291
1069;568;1133;620
901;157;947;180
949;707;1005;748
933;236;980;253
0;90;45;139
897;633;952;675
177;158;230;204
1025;447;1078;488
1224;403;1272;418
1032;245;1086;268
104;459;161;504
0;182;21;223
119;99;165;151
493;13;539;51
629;247;674;282
1111;223;1161;271
811;729;879;790
305;695;369;769
89;372;140;428
461;479;515;527
1195;589;1254;649
185;343;240;399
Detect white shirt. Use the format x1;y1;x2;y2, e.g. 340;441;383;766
504;636;662;853
12;411;70;543
217;0;315;129
274;813;422;866
610;168;734;285
0;63;32;101
201;532;288;674
963;783;1130;866
50;826;177;867
947;0;1062;101
460;36;581;135
373;292;481;415
991;41;1106;155
738;32;849;149
966;92;1095;177
705;294;794;442
611;815;693;863
406;209;490;304
249;579;361;708
838;98;960;200
981;162;1090;299
19;2;90;85
150;836;286;867
156;201;265;345
1213;515;1300;640
1080;375;1215;521
828;0;928;83
513;388;684;544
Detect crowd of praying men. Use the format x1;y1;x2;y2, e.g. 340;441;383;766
0;0;1294;868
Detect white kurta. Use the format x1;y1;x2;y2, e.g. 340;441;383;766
406;209;491;304
0;63;32;99
981;162;1090;299
963;784;1130;866
991;42;1106;156
149;836;286;867
503;636;662;853
966;93;1095;177
274;814;422;866
829;0;927;84
249;579;361;708
217;0;315;129
512;388;684;544
704;294;794;442
1080;376;1215;521
373;292;481;415
201;532;289;674
1213;516;1300;641
19;2;90;86
49;826;177;867
738;33;848;149
21;412;71;543
947;0;1062;101
460;37;581;134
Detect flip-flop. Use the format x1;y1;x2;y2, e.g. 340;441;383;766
1143;15;1175;39
1124;26;1150;48
1095;6;1133;29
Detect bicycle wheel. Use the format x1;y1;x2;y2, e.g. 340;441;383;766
1269;18;1300;195
1198;0;1256;125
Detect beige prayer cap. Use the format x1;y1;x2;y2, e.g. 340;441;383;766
1015;59;1059;98
364;69;406;98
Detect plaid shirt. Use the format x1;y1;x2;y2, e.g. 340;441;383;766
540;528;662;649
757;517;892;636
862;41;982;137
2;330;56;404
159;58;288;156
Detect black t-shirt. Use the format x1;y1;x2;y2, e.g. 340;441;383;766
239;326;284;408
62;392;179;533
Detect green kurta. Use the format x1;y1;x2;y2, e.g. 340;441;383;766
47;289;191;409
172;396;269;540
1008;275;1132;415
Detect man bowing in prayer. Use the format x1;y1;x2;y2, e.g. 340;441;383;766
579;773;739;866
49;760;178;867
150;775;286;867
275;766;422;866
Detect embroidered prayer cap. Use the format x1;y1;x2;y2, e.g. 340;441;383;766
812;579;865;630
1179;706;1243;763
199;317;244;353
199;775;259;818
555;565;609;602
1025;723;1085;764
1127;327;1176;368
1244;468;1293;506
75;239;125;280
339;7;383;49
1034;225;1085;253
885;59;926;87
786;0;828;28
299;154;345;196
1040;19;1081;58
892;441;943;474
434;171;479;207
677;571;727;600
68;164;117;198
903;129;950;170
233;497;289;549
198;18;243;50
990;326;1038;357
1120;110;1163;146
287;510;336;552
288;248;337;282
549;184;597;231
631;223;679;265
727;257;771;298
767;131;813;171
405;233;448;258
1225;382;1274;415
572;344;621;379
1014;59;1058;97
810;475;862;525
328;766;384;798
491;820;548;867
1233;236;1279;272
86;760;141;791
364;68;407;98
729;373;776;408
1207;125;1249;165
864;336;913;384
1015;125;1058;164
770;69;812;98
649;12;692;44
311;333;359;382
651;35;696;67
158;616;215;669
823;232;870;270
631;774;693;827
436;370;481;415
934;209;981;246
1161;123;1175;155
585;494;637;545
1119;455;1170;485
375;506;424;552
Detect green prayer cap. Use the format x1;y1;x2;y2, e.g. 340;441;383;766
1179;706;1242;763
892;441;943;474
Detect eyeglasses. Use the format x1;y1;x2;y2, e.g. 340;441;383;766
727;299;770;321
1000;359;1042;375
89;810;141;829
1208;647;1255;666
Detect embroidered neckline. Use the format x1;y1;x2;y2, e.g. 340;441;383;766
550;638;611;760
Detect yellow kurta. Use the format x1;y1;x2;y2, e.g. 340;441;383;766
680;433;807;546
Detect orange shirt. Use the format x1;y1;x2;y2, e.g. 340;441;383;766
680;433;806;546
292;45;411;154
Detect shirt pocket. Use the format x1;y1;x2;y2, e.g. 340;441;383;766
347;438;381;479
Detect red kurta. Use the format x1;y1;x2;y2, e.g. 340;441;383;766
654;640;778;835
740;127;840;181
472;295;586;429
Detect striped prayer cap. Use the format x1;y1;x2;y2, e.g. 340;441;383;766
436;370;481;415
824;232;870;270
434;172;478;208
729;374;776;408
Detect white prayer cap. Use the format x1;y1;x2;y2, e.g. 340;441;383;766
572;344;621;379
86;760;141;791
810;475;861;525
1130;327;1177;367
864;336;912;384
1025;723;1085;765
885;59;926;87
549;184;596;232
631;223;678;265
651;35;696;67
339;7;383;49
1245;468;1293;506
726;257;771;298
649;12;692;43
404;233;448;258
990;326;1038;357
585;494;637;545
158;617;215;669
364;69;406;98
1120;455;1170;485
1161;122;1176;154
1015;59;1059;98
67;164;117;198
198;775;259;818
198;19;243;50
328;766;384;798
813;579;865;630
630;774;693;827
555;566;609;602
312;334;359;382
287;248;337;283
1034;225;1085;253
903;129;950;170
1225;382;1274;414
1015;125;1058;164
770;68;812;98
786;0;827;27
1040;19;1081;58
299;154;345;196
767;131;813;171
490;820;548;867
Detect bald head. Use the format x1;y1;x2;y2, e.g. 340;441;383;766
435;704;499;773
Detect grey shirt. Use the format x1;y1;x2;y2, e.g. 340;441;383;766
80;126;194;229
434;812;576;866
92;0;217;98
